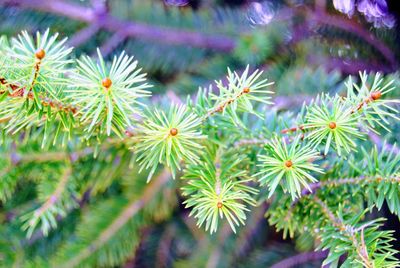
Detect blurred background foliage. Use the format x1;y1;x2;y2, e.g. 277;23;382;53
0;0;399;267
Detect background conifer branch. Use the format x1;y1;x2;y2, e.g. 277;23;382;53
58;168;171;268
1;0;236;52
270;251;329;268
2;0;397;70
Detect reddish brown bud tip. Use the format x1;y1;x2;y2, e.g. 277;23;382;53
35;49;46;60
243;87;250;94
284;160;293;168
217;202;223;209
328;122;337;129
371;91;382;101
125;130;134;137
170;128;178;136
102;77;112;89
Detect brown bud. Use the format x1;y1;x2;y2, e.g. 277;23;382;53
243;87;250;94
284;160;293;168
371;91;382;101
35;49;46;60
170;128;178;136
217;202;223;209
125;130;134;137
102;77;112;89
328;122;336;129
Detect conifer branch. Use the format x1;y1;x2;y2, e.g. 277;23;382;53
59;168;171;268
204;87;250;119
314;197;374;268
0;29;399;266
19;164;76;237
280;86;387;135
301;175;400;197
0;77;78;114
313;196;345;228
29;53;43;92
33;167;72;218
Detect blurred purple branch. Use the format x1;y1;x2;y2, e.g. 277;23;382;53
368;131;400;154
67;24;101;47
155;225;176;268
1;0;236;52
206;222;233;268
270;250;328;268
94;31;127;57
1;0;397;70
309;11;398;68
273;95;311;110
234;203;269;258
308;55;394;74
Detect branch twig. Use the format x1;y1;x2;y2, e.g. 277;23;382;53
313;196;374;268
0;77;78;114
300;175;400;198
59;168;171;268
67;24;101;47
270;250;328;268
32;166;72;221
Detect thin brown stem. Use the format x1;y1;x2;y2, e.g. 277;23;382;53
203;89;249;120
29;58;42;92
280;92;381;134
0;77;78;114
281;125;304;134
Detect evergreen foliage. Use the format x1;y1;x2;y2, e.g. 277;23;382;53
0;2;400;266
0;28;400;267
